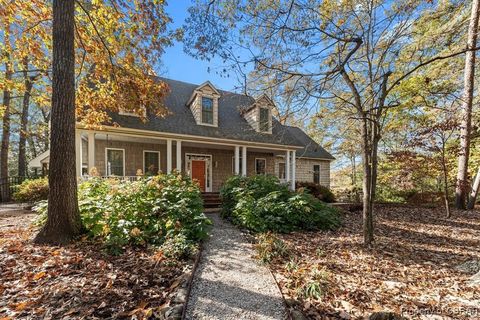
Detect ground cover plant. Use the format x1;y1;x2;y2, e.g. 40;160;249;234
35;173;211;254
267;205;480;319
220;175;340;233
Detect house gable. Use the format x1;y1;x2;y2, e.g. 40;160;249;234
187;81;221;127
243;94;274;134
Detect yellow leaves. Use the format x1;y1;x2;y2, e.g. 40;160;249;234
32;271;47;280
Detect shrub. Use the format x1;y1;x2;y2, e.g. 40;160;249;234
13;178;49;203
220;175;340;233
255;232;290;264
35;173;211;254
295;181;335;203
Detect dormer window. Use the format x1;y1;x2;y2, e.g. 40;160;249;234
259;107;270;132
243;94;274;134
202;97;214;124
187;81;220;127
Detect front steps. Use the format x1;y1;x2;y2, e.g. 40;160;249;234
201;192;222;212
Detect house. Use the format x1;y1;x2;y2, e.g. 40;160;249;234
29;78;334;192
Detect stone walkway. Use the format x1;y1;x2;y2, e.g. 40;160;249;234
185;214;287;320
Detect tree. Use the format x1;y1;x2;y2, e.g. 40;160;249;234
184;0;474;245
1;22;12;181
456;0;480;209
34;0;82;244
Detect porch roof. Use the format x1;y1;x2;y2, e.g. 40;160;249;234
108;78;304;148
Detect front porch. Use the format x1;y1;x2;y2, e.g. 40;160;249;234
75;129;299;192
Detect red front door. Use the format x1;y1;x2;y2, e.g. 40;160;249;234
191;160;206;192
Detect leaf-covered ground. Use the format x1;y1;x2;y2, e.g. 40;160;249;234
270;205;480;319
0;212;190;319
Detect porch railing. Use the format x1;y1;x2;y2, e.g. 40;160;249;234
79;175;142;182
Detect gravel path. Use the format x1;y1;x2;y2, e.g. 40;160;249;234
185;214;287;320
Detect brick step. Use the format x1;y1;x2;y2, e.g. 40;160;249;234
201;192;222;209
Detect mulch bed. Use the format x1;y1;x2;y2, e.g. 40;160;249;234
0;214;190;319
270;205;480;319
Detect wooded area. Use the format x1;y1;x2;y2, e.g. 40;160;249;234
1;1;480;319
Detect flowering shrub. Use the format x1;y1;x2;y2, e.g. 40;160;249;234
35;173;210;254
220;175;340;233
13;178;49;203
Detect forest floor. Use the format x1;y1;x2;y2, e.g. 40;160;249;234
0;209;192;319
270;205;480;319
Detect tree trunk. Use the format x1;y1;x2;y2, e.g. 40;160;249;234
455;0;480;209
34;0;82;245
360;113;374;246
18;57;34;177
441;143;451;217
467;167;480;209
1;61;12;180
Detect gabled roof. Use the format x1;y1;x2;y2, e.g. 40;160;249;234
108;77;334;159
285;126;335;160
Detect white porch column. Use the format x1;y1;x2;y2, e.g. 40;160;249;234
87;132;95;173
75;130;82;177
291;150;296;190
234;146;240;175
176;140;182;172
242;146;247;177
285;150;290;183
166;139;172;173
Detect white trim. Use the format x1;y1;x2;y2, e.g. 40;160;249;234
105;147;125;176
166;139;172;173
242;146;247;177
200;95;215;126
77;125;304;150
277;161;286;180
75;131;82;176
234;146;240;175
285;150;290;183
291;150;296;190
255;158;267;175
143;150;161;174
185;153;213;192
176;140;182;171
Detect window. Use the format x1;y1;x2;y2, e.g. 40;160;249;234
313;165;320;184
278;162;286;180
144;151;160;176
106;148;124;176
255;158;266;175
259;107;270;132
231;156;243;174
201;97;214;124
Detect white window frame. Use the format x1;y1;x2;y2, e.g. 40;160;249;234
200;96;215;126
143;150;161;175
255;158;267;175
313;164;321;184
258;107;270;132
277;161;286;180
105;148;125;176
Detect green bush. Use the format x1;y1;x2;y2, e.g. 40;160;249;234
220;175;340;233
35;173;211;254
13;178;49;203
295;181;335;203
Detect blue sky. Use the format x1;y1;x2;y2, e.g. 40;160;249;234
162;1;239;91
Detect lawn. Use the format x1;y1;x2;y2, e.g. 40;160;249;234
269;205;480;319
0;212;191;319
